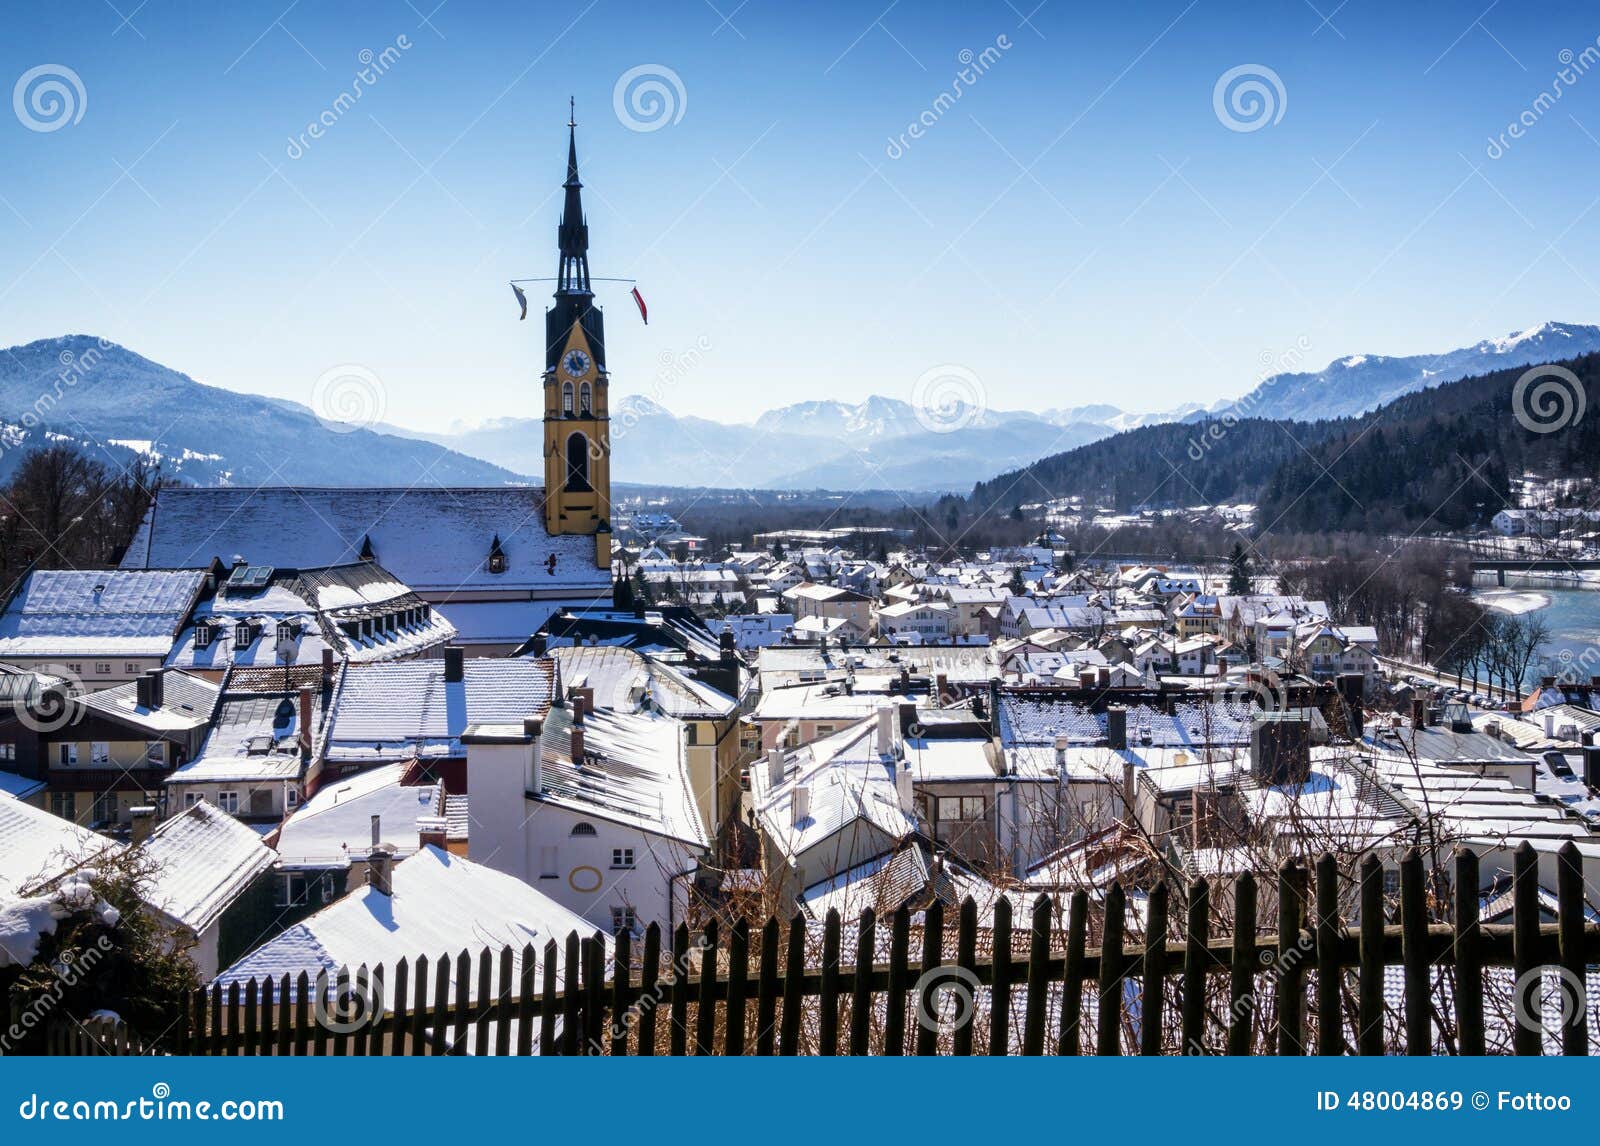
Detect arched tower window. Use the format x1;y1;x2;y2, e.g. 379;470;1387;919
579;382;592;416
565;432;592;492
561;381;574;416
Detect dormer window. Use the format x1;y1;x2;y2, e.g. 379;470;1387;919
488;534;507;575
194;622;214;650
276;621;295;644
233;623;253;649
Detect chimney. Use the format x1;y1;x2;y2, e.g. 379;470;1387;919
148;670;163;710
135;673;153;711
531;633;548;656
719;629;737;664
1106;705;1128;751
766;747;785;787
791;784;811;827
571;722;585;764
525;717;544;793
1097;666;1111;689
298;685;314;760
895;765;915;814
1250;713;1311;785
1337;673;1364;739
417;817;447;851
1054;733;1069;771
1411;696;1426;731
129;805;156;846
367;843;397;897
321;646;334;679
1079;670;1095;689
899;666;911;693
1584;744;1600;792
934;672;949;703
877;706;896;757
444;646;464;683
1542;675;1557;689
1217;655;1229;676
571;693;585;725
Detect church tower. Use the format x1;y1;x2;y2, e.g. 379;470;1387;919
542;103;612;569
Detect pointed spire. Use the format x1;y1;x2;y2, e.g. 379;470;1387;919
557;99;590;295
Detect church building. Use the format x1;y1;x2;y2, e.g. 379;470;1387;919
121;115;617;655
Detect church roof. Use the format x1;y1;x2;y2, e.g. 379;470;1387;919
122;487;608;593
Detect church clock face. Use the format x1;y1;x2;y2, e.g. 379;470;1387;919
561;349;591;378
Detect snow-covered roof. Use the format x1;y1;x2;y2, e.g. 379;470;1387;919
79;669;221;734
0;568;205;657
123;487;608;593
214;845;598;998
0;791;119;897
139;802;276;933
326;658;557;758
750;721;915;863
274;763;443;868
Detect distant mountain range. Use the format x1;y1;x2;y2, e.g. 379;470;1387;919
1;322;1594;492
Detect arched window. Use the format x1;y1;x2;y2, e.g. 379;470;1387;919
579;382;592;415
570;822;597;837
565;432;591;492
561;381;574;416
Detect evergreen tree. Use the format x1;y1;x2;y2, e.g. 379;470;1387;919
1227;541;1252;596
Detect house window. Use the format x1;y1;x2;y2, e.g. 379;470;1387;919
276;873;307;907
90;742;109;766
94;663;110;675
145;741;164;765
1382;867;1401;897
611;847;635;869
610;907;637;936
570;822;597;837
488;551;507;575
194;624;213;649
217;791;240;814
286;786;299;810
66;663;82;675
562;381;574;415
0;743;13;761
184;792;203;809
50;791;76;821
539;845;558;878
579;382;592;415
123;662;139;674
276;622;295;644
937;795;986;822
234;624;252;648
92;792;117;825
564;432;592;492
58;743;77;766
685;723;700;747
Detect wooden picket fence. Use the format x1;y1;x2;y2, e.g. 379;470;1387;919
27;841;1600;1056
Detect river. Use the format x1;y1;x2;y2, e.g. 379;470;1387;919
1472;573;1600;686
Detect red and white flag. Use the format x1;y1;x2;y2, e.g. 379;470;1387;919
631;286;648;324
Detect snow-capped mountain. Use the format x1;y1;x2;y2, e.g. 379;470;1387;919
0;336;523;487
1221;321;1600;423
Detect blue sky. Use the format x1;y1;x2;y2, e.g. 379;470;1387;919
2;0;1598;429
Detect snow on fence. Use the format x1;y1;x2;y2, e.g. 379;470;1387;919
22;841;1600;1056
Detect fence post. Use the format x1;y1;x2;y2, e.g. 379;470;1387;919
696;919;720;1056
1400;849;1430;1055
584;933;607;1055
538;939;559;1055
1226;872;1256;1057
409;955;429;1057
1140;881;1168;1057
637;924;661;1056
779;913;805;1056
990;896;1013;1056
1357;854;1383;1055
610;929;632;1058
391;958;410;1057
754;918;778;1056
953;897;978;1056
1512;841;1540;1057
818;910;840;1056
1022;894;1052;1057
849;907;874;1056
495;946;513;1057
1277;859;1306;1056
561;933;582;1057
1557;841;1587;1057
1180;877;1209;1055
884;905;910;1056
515;945;536;1058
1057;889;1087;1055
1453;848;1483;1056
1314;855;1342;1056
1096;882;1126;1057
914;899;944;1056
668;924;690;1057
